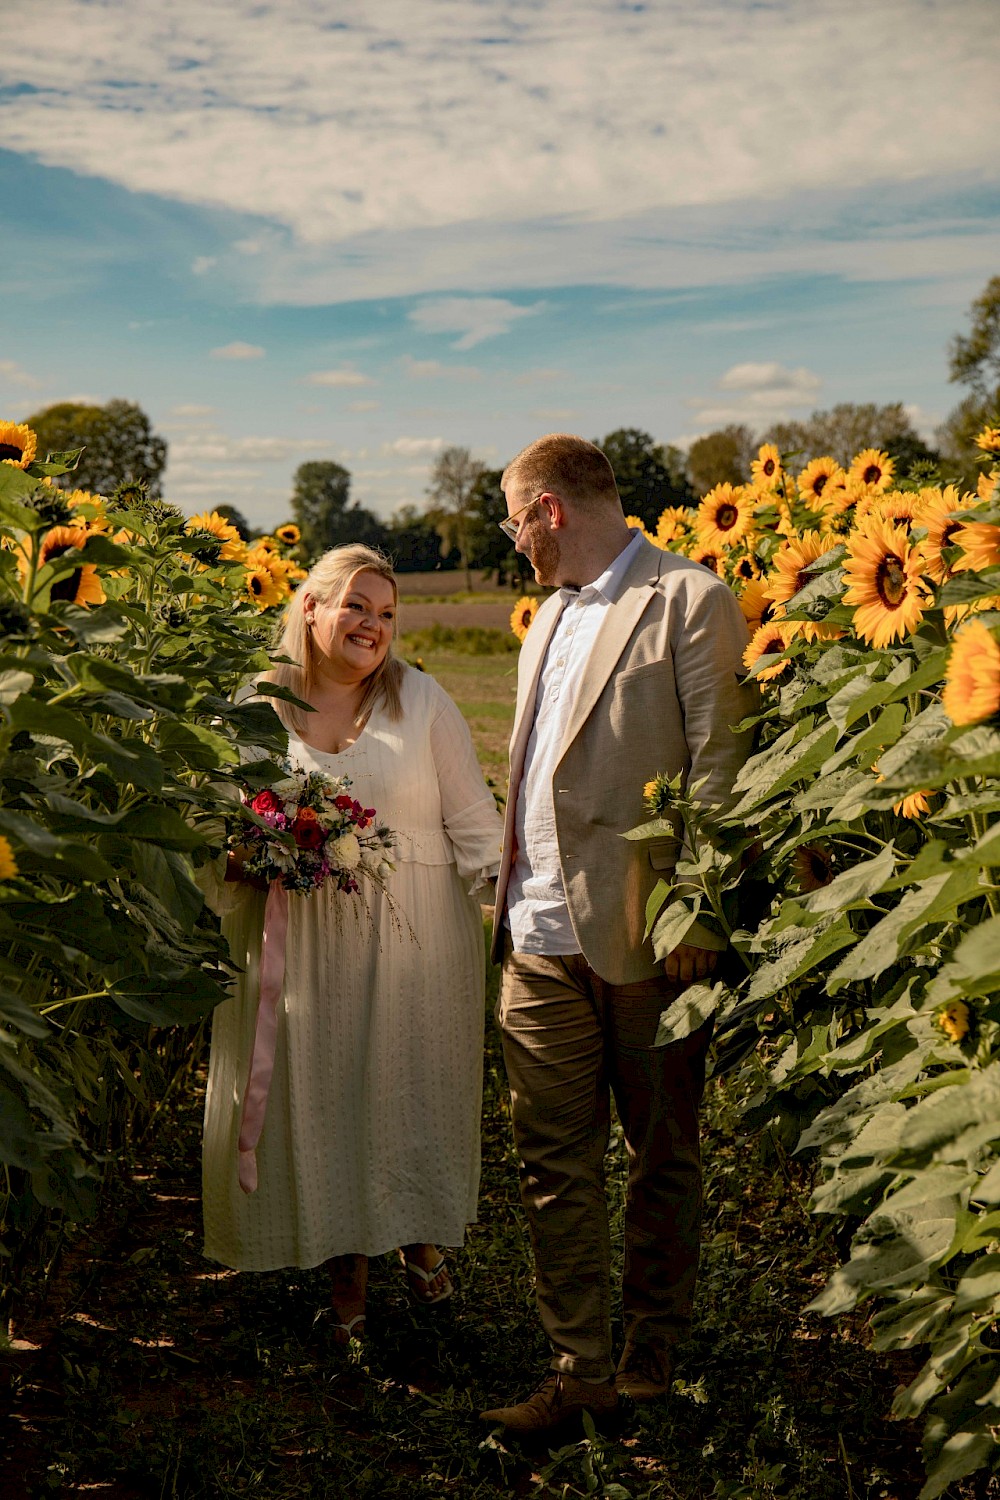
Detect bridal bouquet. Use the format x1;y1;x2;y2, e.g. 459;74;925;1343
230;765;395;895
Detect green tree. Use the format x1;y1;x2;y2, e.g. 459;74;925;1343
597;428;696;528
938;277;1000;487
214;503;254;540
384;505;456;573
466;468;531;587
426;446;485;591
949;274;1000;398
25;399;167;497
765;402;938;475
686;424;757;495
290;460;386;561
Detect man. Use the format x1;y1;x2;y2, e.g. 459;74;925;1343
480;434;756;1438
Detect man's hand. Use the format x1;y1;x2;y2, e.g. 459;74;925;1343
663;943;719;986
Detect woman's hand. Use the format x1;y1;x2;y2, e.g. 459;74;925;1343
225;846;269;891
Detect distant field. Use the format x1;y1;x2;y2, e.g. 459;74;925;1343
399;646;517;786
397;570;530;599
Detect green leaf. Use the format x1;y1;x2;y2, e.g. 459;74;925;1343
650;903;702;962
800;843;897;915
826;865;984;990
744;915;856;1005
0;669;33;705
919;1427;998;1500
938;565;1000;606
654;982;725;1046
807;1199;959;1315
892;1066;1000;1169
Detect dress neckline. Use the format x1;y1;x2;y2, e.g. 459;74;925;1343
290;707;377;759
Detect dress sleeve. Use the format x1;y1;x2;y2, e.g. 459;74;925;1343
428;691;505;892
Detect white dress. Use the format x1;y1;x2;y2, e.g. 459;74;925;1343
201;666;504;1271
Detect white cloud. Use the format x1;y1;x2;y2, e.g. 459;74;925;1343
303;367;374;388
0;359;41;389
514;368;563;387
685;360;825;430
171;402;215;417
192;256;217;275
400;356;481;380
210;342;265;360
348;400;380;412
3;1;998;263
409;298;546;350
382;437;445;457
718;363;822;398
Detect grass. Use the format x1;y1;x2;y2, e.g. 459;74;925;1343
1;644;955;1499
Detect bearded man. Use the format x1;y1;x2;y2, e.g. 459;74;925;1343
480;433;756;1438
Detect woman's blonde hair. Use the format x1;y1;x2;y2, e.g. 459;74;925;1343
267;542;405;734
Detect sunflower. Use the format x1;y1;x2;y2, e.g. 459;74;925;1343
841;516;930;649
66;488;111;533
696;483;755;549
275;522;301;545
935;1001;971;1044
251;535;279;554
797;456;844;510
0;420;37;469
0;834;18;881
864;489;923;533
244;565;285;610
737;577;773;633
791;843;835;892
245;544;294;600
952;519;1000;574
731;554;760;584
654;507;692;549
689;545;724;576
764;530;837;607
511;596;539;642
743;619;798;682
184;510;247;563
975;426;1000;456
978;469;1000;503
893;789;931;819
18;525;107;607
751;444;782;490
917;486;965;585
941;619;1000;726
849;448;894;491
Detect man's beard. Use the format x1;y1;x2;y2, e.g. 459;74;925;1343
528;524;561;587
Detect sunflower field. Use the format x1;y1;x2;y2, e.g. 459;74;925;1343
602;433;1000;1498
0;420;305;1292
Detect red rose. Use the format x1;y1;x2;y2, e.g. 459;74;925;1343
292;814;325;850
251;789;282;814
334;795;353;811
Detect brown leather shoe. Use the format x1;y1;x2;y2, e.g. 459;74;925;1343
615;1342;674;1402
480;1370;618;1436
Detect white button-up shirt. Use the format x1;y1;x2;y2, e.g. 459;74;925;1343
507;530;643;954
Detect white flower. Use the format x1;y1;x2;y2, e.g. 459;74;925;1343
330;832;361;870
376;860;394;881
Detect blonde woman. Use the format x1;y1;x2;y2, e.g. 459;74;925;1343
201;543;503;1338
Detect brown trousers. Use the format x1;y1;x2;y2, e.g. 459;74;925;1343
497;941;710;1380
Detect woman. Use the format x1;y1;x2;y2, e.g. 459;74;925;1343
201;543;503;1339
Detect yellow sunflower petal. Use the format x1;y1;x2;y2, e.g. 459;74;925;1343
942;619;1000;726
510;595;539;642
0;420;37;470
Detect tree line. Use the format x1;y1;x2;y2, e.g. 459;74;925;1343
20;275;1000;577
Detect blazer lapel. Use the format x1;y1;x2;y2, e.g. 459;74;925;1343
556;540;660;761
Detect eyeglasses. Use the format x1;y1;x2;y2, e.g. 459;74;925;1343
498;493;543;542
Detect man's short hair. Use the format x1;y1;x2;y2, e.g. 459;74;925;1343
502;434;620;509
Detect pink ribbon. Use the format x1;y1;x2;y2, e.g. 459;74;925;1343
237;880;289;1195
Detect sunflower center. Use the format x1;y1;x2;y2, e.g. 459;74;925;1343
760;632;784;656
50;569;83;603
813;472;829;496
717;504;738;530
807;850;832;885
876;556;906;608
863;464;882;485
249;575;264;596
763;459;776;476
0;443;24;462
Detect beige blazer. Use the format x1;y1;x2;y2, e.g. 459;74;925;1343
491;535;758;984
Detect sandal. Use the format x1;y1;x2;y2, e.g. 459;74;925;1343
400;1247;454;1306
328;1253;368;1344
330;1312;366;1344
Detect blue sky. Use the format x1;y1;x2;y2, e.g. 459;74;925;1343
2;0;999;528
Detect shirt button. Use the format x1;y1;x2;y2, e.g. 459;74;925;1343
556;658;564;666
